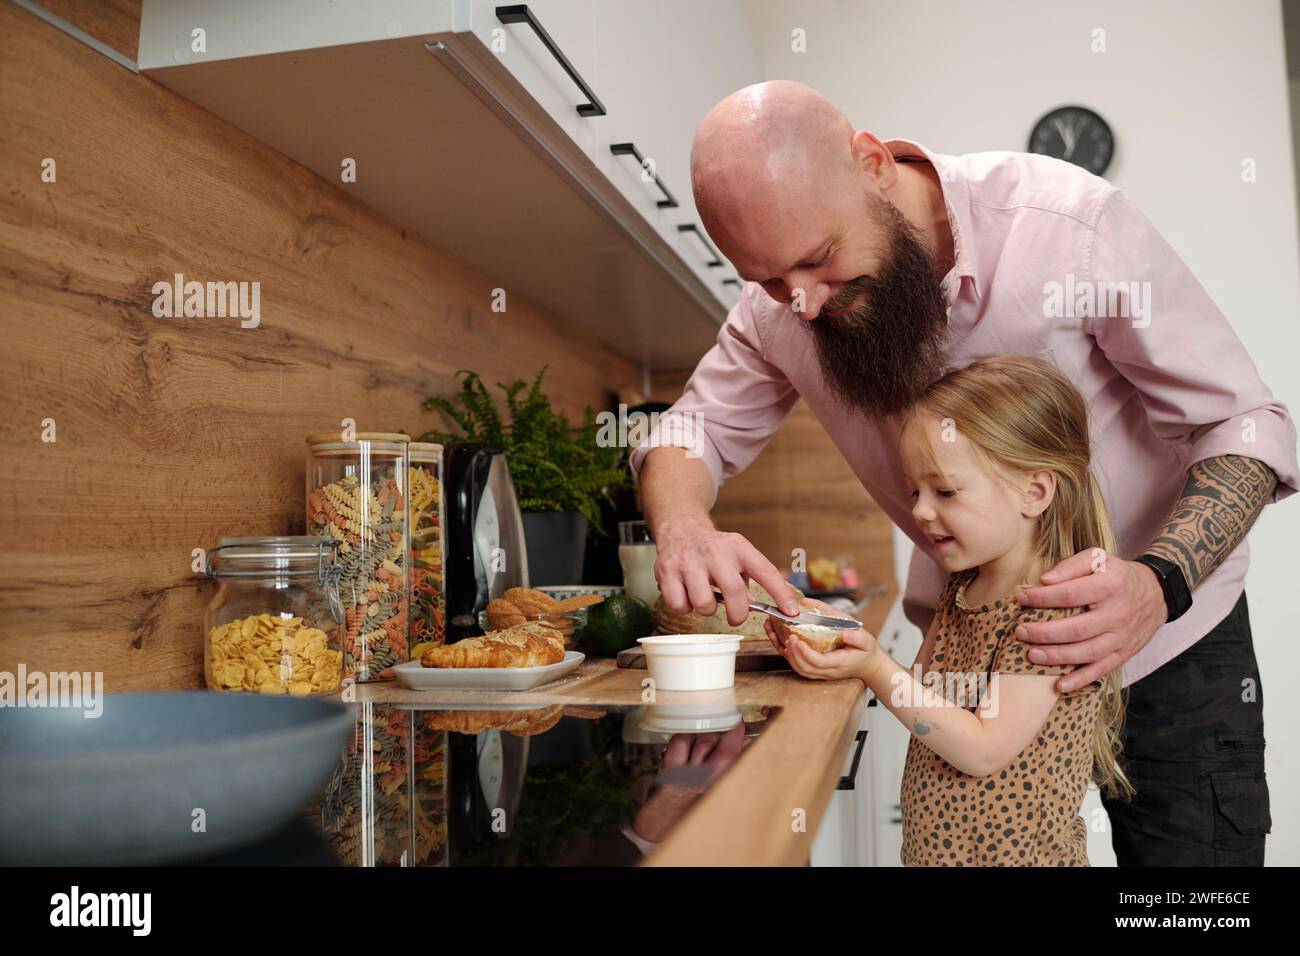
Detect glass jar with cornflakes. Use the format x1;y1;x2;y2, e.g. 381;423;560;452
306;432;411;682
203;536;344;696
407;442;446;658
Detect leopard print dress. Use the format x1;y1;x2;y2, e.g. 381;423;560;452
899;568;1104;866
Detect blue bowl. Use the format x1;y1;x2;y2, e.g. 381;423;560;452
0;691;355;865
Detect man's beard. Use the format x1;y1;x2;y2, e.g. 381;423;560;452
799;196;949;417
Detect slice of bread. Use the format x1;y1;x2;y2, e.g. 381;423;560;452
770;602;857;654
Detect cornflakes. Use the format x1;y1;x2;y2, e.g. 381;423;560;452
206;613;342;695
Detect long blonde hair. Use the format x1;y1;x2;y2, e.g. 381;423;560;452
901;354;1134;801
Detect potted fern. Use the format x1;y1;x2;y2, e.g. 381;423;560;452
418;367;629;584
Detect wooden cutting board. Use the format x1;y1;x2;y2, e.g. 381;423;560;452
616;641;791;671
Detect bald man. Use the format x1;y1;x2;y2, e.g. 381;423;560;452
628;81;1297;866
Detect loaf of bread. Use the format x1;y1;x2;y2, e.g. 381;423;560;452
484;587;601;647
652;579;805;641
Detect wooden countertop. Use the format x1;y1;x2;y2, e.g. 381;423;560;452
355;582;897;867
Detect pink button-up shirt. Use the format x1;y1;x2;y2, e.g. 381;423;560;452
629;138;1299;686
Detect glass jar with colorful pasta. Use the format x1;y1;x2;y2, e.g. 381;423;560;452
407;442;446;656
203;536;344;696
306;432;411;682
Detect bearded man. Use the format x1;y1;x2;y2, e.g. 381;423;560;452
629;80;1297;866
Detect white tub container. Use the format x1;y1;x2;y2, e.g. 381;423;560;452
641;702;742;734
637;634;741;691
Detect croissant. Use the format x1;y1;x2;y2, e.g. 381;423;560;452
420;621;565;668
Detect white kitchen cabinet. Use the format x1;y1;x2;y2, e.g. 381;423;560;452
137;0;762;367
810;693;874;867
138;0;454;63
466;0;604;165
590;0;760;302
658;0;762;301
591;0;673;226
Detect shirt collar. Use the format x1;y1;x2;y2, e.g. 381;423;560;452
883;138;982;305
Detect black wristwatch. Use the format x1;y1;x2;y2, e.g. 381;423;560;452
1133;554;1193;623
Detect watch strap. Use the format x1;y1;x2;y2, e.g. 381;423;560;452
1135;553;1192;623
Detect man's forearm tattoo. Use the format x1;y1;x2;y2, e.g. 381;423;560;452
1146;455;1277;588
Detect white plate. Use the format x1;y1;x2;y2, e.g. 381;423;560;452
392;651;585;691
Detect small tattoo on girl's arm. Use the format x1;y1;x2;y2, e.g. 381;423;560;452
914;719;933;735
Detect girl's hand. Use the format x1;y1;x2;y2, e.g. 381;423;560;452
763;609;881;683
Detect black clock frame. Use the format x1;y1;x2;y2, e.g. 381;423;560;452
1028;105;1114;176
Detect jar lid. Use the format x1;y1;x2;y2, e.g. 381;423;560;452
208;536;339;577
216;535;337;559
305;431;410;444
409;441;443;462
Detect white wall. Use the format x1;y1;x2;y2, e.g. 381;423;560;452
742;0;1300;865
1288;0;1300;237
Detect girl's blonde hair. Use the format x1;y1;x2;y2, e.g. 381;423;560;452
901;353;1134;801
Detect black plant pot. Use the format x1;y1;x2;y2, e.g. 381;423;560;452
522;511;588;586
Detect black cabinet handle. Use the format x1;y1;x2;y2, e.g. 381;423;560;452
609;143;678;208
496;5;606;117
721;278;741;287
677;224;723;267
837;730;868;790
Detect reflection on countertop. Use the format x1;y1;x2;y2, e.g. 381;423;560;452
301;691;781;866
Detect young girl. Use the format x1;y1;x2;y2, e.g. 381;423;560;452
767;354;1134;866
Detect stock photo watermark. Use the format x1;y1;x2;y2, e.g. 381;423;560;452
1042;273;1152;328
0;665;103;718
151;273;261;328
49;886;150;936
594;404;707;454
891;666;999;715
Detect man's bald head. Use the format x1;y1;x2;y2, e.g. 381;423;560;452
692;80;857;229
689;80;907;313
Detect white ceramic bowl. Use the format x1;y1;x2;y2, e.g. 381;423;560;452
637;634;741;691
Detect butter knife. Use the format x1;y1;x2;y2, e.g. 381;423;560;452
709;587;861;629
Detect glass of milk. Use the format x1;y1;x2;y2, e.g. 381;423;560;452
618;520;661;608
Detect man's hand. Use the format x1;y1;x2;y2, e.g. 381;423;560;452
654;517;800;626
1016;550;1166;693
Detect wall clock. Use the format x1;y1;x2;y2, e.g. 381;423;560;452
1029;105;1114;176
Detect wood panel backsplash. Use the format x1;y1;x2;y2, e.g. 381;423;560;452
0;2;639;690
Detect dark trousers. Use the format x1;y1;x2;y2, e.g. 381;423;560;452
1100;590;1271;865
